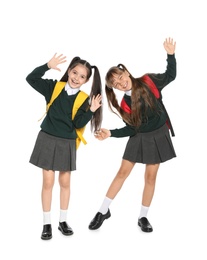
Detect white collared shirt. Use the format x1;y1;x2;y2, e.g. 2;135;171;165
125;90;132;96
65;82;80;95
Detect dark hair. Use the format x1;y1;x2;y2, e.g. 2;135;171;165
60;57;103;132
105;64;157;127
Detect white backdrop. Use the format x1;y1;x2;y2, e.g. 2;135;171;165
1;0;206;259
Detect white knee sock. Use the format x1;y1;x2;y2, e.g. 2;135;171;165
59;209;67;222
99;197;112;214
43;211;51;225
139;205;149;219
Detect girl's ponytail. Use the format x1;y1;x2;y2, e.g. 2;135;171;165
89;65;103;132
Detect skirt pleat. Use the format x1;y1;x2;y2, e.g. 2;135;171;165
29;130;76;171
123;124;176;164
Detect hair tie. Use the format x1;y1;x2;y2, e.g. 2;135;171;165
74;56;81;61
106;85;113;90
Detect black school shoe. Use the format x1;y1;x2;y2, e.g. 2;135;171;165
41;224;52;240
88;209;111;230
58;221;74;236
138;217;153;232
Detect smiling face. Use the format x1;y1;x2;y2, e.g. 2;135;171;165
68;64;88;88
108;69;132;92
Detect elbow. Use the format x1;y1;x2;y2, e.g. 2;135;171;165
26;75;31;84
168;68;176;81
172;70;177;80
171;73;176;81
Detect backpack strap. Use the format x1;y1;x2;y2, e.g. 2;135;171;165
72;91;89;147
142;75;160;98
38;81;66;121
46;81;66;112
120;98;131;114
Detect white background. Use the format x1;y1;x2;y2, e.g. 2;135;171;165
1;0;206;259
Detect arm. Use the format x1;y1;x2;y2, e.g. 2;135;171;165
149;38;176;91
73;94;102;129
95;124;137;140
26;53;67;99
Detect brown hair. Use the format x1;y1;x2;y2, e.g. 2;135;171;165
105;64;157;127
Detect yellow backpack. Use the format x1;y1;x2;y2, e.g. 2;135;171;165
40;81;89;149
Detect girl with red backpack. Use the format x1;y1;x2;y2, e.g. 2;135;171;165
88;38;176;233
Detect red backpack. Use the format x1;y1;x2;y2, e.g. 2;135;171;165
120;75;175;136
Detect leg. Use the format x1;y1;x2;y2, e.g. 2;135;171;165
41;169;55;240
106;159;136;199
59;171;71;210
42;169;55;212
142;164;160;207
58;171;73;236
89;159;135;230
138;164;160;233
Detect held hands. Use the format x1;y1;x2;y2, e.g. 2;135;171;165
47;53;67;71
163;37;176;55
90;94;102;112
94;128;111;140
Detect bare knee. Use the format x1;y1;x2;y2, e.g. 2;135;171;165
145;173;157;186
42;170;55;190
59;171;70;189
116;170;129;180
145;164;159;186
116;160;135;180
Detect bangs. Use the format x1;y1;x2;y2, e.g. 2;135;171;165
105;67;123;88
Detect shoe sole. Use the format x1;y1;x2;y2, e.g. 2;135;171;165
41;236;52;240
138;222;153;232
58;227;74;236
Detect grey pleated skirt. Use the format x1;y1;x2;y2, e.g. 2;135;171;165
123;124;176;164
29;130;76;171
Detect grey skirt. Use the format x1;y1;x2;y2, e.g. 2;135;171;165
123;124;176;164
29;130;76;171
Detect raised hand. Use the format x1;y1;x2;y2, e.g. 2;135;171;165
163;37;176;55
47;53;67;71
90;94;102;112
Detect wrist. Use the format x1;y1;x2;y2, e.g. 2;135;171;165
90;107;95;112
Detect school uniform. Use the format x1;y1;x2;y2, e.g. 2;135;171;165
26;63;94;171
110;54;177;164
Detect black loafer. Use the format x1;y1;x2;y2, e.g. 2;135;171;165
88;209;111;230
58;221;74;236
41;224;52;240
138;217;153;232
